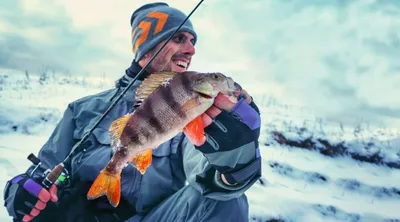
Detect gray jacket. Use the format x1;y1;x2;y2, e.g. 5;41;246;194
6;73;261;221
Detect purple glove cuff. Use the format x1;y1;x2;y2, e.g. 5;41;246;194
230;97;261;130
11;175;23;184
11;175;43;197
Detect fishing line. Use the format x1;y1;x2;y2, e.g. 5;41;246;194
44;0;206;184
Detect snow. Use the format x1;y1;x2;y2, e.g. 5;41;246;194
1;70;399;222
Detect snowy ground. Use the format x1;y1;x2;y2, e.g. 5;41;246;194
0;70;399;221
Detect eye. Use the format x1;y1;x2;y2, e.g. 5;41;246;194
173;34;185;43
172;33;195;46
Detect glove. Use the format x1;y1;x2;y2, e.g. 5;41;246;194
54;181;137;222
195;94;262;185
3;173;58;221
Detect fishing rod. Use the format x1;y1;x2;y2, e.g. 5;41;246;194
26;0;205;190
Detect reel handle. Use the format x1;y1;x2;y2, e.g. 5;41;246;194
27;153;65;189
42;163;65;189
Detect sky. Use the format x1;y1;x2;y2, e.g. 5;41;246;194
1;0;400;128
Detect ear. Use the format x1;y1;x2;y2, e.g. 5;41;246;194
138;52;151;67
143;49;156;59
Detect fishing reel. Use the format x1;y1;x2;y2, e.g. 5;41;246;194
27;153;71;189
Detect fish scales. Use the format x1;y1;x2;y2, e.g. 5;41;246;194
122;72;195;145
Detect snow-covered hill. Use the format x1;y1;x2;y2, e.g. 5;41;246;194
0;70;399;222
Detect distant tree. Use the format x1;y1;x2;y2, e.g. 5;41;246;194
39;66;49;85
25;70;30;81
52;69;56;81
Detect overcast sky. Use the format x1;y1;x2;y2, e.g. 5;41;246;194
1;0;400;128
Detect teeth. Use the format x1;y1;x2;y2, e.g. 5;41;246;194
175;61;187;69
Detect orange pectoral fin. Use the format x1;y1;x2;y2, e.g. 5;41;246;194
109;114;132;148
183;116;206;146
130;149;153;175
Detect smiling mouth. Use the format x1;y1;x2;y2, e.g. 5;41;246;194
174;60;188;69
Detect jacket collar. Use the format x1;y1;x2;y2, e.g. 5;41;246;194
115;60;150;88
115;60;151;104
125;60;150;80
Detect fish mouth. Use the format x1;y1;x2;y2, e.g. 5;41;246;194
194;82;216;100
197;91;214;99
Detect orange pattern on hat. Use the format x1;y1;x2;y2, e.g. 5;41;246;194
147;11;169;34
133;21;151;52
131;11;169;53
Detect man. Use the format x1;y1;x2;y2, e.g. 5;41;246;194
3;2;262;222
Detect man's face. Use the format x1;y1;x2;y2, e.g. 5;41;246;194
139;32;196;73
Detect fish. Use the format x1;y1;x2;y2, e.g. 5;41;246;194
87;71;239;207
128;72;207;175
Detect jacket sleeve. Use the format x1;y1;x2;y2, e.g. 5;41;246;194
181;135;262;201
3;104;77;216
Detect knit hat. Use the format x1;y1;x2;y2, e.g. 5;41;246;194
130;2;198;62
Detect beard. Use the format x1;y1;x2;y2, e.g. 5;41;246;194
143;45;191;73
146;56;189;73
147;57;173;73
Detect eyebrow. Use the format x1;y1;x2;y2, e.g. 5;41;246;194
175;33;195;44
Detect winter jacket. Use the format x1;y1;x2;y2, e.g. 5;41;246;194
3;62;262;221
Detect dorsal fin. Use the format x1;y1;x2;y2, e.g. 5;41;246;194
134;72;178;107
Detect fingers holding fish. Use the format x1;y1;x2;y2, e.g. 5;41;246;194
238;89;252;104
201;102;226;127
204;89;252;114
213;90;252;111
212;93;236;111
205;105;221;118
200;87;253;128
200;113;212;128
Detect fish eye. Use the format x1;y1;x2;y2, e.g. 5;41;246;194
210;73;219;79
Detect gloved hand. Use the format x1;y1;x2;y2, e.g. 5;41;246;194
4;173;58;221
196;90;261;185
58;181;137;222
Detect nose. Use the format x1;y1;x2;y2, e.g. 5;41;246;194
181;41;196;56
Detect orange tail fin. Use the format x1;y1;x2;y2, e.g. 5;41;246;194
183;116;206;146
87;169;121;207
130;149;153;175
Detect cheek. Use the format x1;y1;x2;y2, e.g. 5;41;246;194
156;48;175;63
160;46;175;59
151;56;171;69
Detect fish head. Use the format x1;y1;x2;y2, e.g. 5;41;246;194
190;72;239;101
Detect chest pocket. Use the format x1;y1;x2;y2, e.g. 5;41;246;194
70;127;113;182
69;100;124;179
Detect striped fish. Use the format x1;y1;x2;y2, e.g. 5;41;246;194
87;71;239;207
